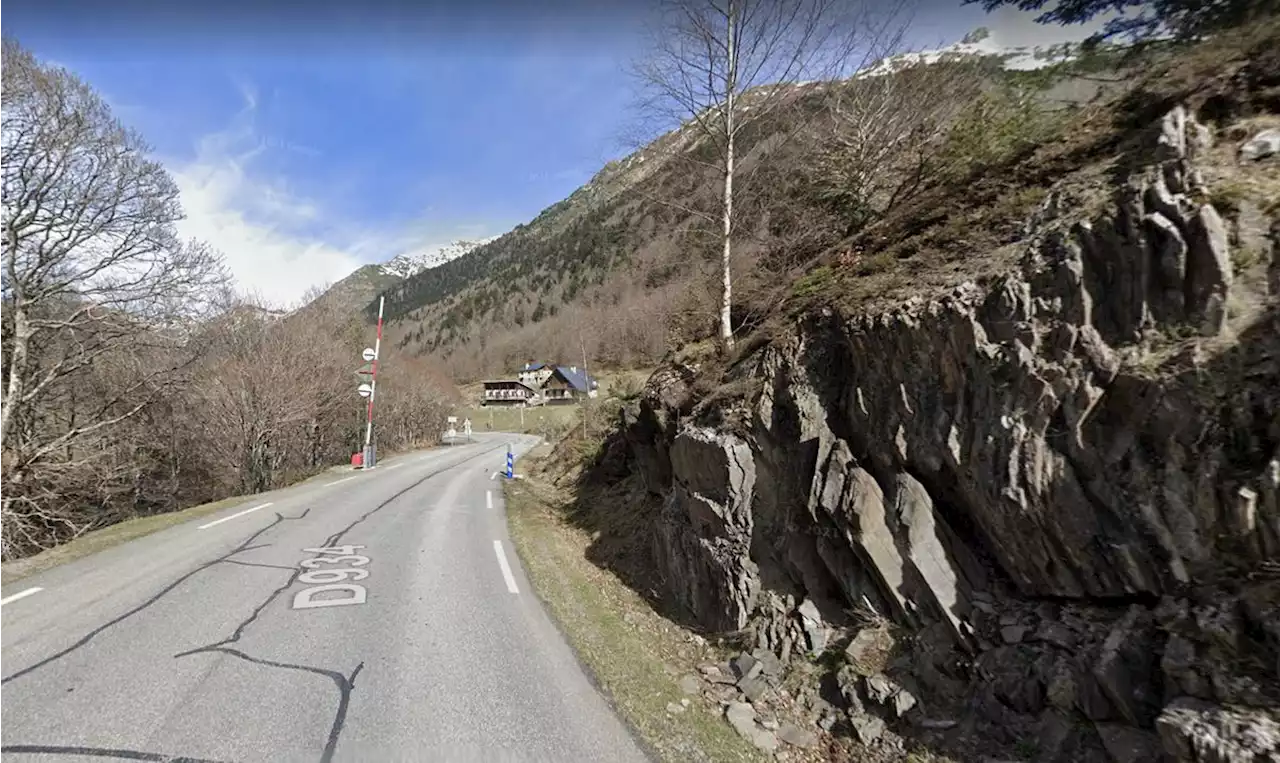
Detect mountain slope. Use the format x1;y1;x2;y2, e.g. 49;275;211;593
302;239;498;320
380;238;498;279
373;36;1134;382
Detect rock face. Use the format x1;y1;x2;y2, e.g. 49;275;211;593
609;104;1280;760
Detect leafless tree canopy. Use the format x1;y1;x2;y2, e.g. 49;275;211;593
0;40;452;560
631;0;904;348
806;57;992;233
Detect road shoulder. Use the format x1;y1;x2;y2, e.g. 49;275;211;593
503;446;765;763
1;447;437;587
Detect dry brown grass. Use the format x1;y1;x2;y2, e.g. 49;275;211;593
787;19;1280;320
504;446;767;763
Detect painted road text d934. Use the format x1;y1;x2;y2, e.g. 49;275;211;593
292;545;369;609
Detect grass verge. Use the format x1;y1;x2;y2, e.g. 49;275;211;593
1;494;252;586
503;446;765;763
0;447;428;587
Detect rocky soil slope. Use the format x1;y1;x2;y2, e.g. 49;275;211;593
592;60;1280;762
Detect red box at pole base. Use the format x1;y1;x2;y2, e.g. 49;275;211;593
351;452;363;468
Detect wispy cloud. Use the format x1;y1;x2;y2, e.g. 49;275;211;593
164;81;503;309
164;87;358;308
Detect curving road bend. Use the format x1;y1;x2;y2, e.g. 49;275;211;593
1;434;648;763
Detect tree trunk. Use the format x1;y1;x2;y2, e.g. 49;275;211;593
1;303;31;448
720;0;738;350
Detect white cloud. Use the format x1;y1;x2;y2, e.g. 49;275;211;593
171;167;365;309
163;85;360;308
165;83;502;310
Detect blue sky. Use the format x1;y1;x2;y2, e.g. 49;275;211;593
4;0;1105;306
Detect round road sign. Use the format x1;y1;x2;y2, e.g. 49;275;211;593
357;383;373;398
362;347;377;362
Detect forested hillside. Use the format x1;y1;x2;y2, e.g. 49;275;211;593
372;39;1131;380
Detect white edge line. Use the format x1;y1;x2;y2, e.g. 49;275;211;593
383;463;403;471
0;587;44;607
486;490;493;510
325;475;358;487
198;502;275;530
492;540;520;594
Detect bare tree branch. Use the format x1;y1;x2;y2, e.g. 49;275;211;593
629;0;907;348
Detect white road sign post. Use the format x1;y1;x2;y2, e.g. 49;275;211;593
463;418;472;442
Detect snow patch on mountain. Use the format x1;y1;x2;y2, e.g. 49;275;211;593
856;28;1080;79
380;237;498;278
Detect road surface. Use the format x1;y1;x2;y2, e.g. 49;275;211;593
1;434;648;763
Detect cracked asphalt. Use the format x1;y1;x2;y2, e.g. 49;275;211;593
1;434;648;763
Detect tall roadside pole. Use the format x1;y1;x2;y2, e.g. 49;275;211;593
580;332;589;440
362;296;386;469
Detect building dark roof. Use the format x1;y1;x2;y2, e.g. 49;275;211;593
549;365;595;392
482;379;537;391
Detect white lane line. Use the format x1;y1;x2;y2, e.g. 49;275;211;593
486;490;494;510
325;475;358;487
198;502;275;530
383;463;403;471
0;587;43;607
492;541;520;594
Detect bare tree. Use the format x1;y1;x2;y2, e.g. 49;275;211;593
632;0;901;349
806;56;991;235
1;38;226;556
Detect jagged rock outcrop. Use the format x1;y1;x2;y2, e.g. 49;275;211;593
611;104;1280;760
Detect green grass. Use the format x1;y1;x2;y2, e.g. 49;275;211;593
456;403;582;437
504;452;765;763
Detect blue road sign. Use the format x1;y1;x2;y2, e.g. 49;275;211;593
506;449;514;479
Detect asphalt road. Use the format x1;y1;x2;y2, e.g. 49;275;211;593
1;434;648;763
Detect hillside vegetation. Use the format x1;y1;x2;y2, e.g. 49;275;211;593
374;41;1136;380
508;14;1280;763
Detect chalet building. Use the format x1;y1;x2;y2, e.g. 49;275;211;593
480;379;541;407
541;365;598;404
481;363;598;407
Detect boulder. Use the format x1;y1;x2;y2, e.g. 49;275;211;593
778;722;819;748
797;598;828;654
1240;128;1280;161
725;702;779;753
850;713;886;746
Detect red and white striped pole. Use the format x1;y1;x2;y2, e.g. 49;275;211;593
363;296;385;467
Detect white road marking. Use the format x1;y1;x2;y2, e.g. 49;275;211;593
198;502;275;530
383;463;403;471
0;587;43;607
489;472;497;481
492;541;520;594
486;490;493;510
325;475;358;487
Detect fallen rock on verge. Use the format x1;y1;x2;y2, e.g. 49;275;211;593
725;701;780;753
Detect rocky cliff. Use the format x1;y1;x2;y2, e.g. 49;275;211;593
604;99;1280;761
